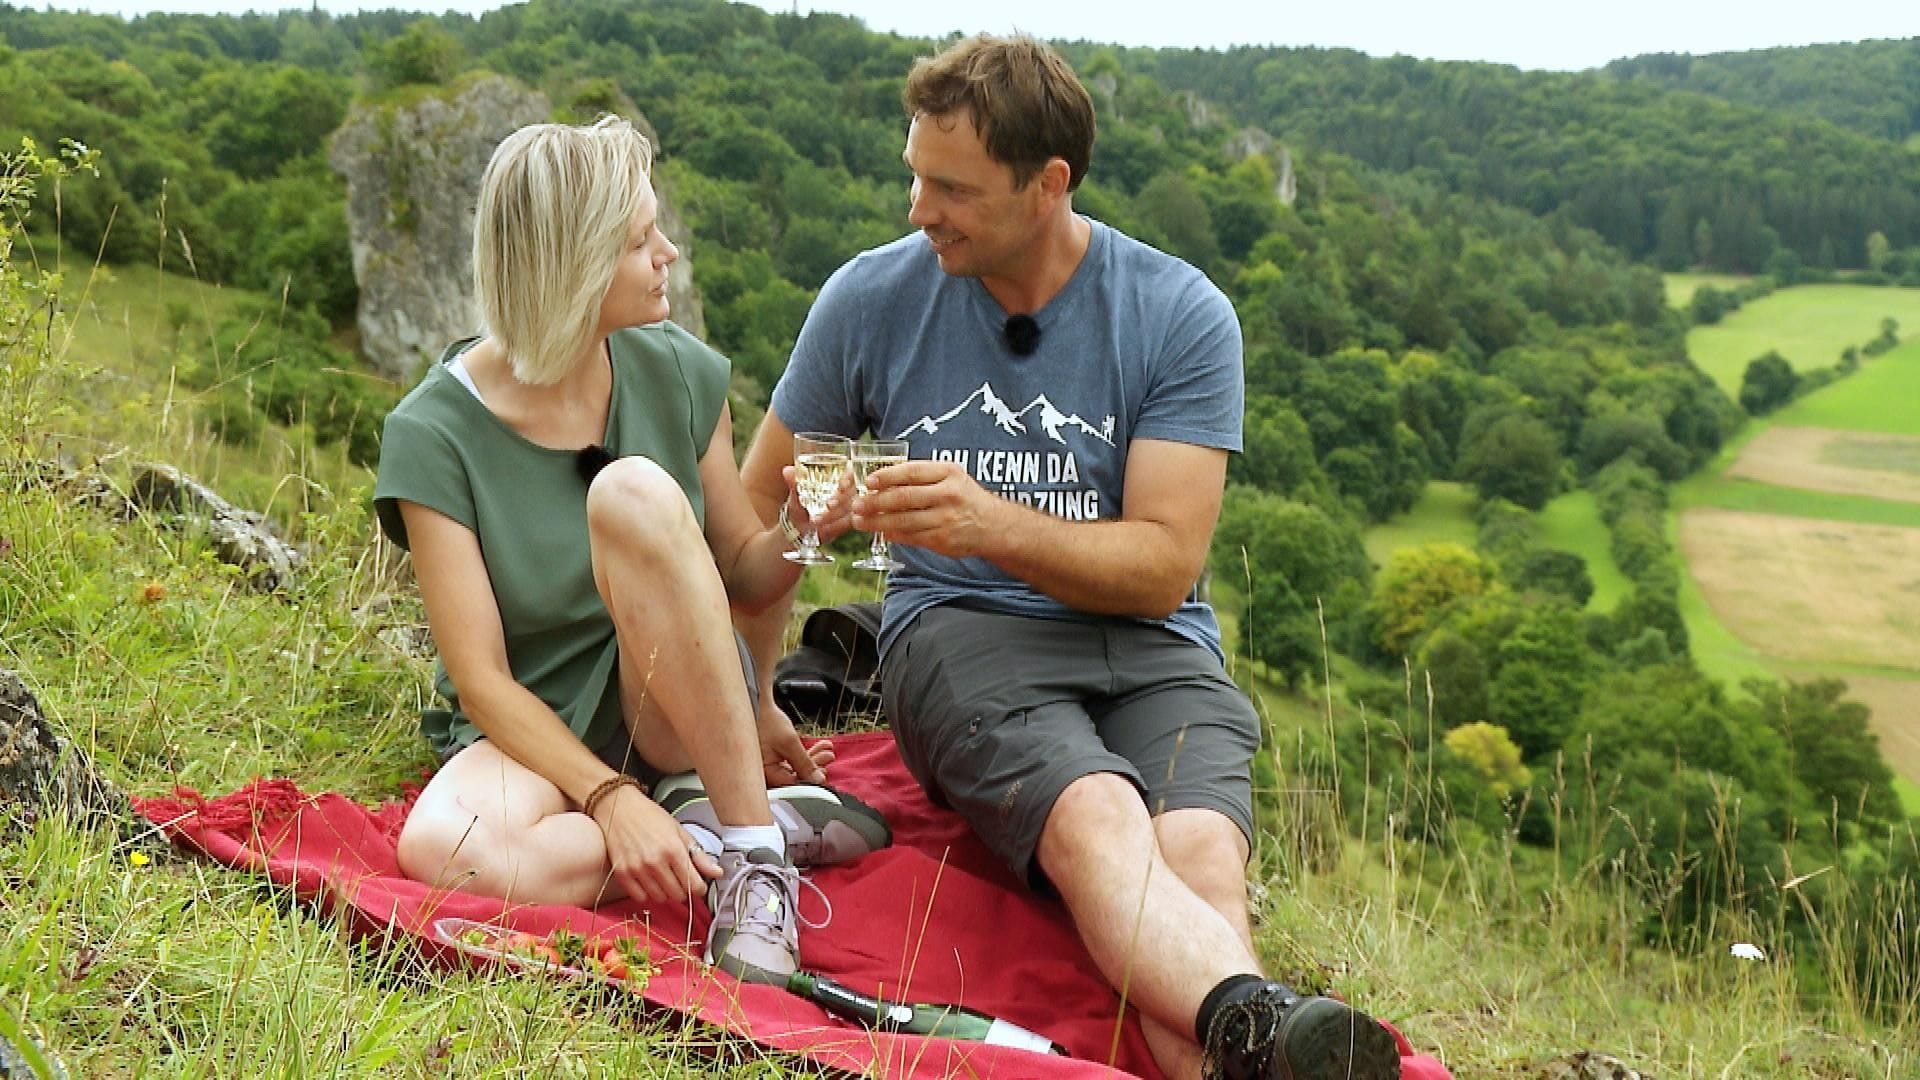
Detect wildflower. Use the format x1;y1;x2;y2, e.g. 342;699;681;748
1730;942;1765;961
129;851;150;868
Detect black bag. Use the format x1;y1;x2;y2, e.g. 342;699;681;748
773;602;884;730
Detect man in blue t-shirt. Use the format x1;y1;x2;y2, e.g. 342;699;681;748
741;34;1400;1080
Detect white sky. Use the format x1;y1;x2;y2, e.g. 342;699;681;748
31;1;1920;71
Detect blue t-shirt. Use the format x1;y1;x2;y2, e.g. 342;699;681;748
771;219;1244;661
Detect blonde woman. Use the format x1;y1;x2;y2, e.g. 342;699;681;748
373;116;887;983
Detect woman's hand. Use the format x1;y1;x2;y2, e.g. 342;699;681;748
756;694;833;787
591;784;720;904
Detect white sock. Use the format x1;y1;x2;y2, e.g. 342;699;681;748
682;822;722;858
719;823;786;859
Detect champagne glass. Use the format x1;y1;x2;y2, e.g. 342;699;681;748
784;432;850;566
851;438;909;572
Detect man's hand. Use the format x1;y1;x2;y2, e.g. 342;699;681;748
755;695;832;787
852;459;1005;560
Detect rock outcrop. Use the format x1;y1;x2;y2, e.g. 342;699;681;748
0;669;130;843
128;463;302;592
331;74;704;381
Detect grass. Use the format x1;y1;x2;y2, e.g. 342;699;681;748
1663;271;1752;309
1768;338;1920;436
1900;777;1920;818
1361;481;1477;567
1684;283;1920;393
1535;490;1630;611
1675;474;1920;529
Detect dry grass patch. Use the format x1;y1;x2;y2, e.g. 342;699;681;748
1678;509;1920;671
1791;672;1920;786
1726;426;1920;505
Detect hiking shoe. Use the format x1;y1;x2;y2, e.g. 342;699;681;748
658;776;891;867
705;847;801;985
1202;982;1401;1080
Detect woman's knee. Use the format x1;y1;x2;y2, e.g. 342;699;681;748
396;806;499;888
585;456;696;548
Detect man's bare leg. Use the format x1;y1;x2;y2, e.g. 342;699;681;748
1035;773;1262;1080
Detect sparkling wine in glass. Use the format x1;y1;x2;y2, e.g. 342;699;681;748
851;438;909;572
785;432;850;566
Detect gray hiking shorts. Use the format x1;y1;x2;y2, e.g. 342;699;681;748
881;603;1260;890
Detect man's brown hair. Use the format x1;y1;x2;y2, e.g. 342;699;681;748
902;33;1095;191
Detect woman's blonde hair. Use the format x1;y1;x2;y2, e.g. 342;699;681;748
472;115;654;385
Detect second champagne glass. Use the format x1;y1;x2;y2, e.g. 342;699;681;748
784;432;851;566
851;438;909;572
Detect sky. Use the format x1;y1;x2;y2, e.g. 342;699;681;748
32;0;1920;71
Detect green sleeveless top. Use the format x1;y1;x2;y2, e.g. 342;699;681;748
374;322;729;757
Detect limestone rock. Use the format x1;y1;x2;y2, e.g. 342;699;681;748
128;463;301;592
330;74;705;381
1537;1050;1646;1079
0;669;129;844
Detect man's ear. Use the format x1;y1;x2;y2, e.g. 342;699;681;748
1039;156;1073;200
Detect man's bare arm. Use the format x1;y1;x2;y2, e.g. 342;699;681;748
857;438;1226;619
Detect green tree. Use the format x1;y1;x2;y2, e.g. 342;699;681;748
1744;678;1901;842
1507;548;1594;607
367;19;462;90
1489;602;1589;757
1866;230;1892;273
1133;170;1219;271
1739;350;1799;415
1457;412;1562;510
1213;486;1370;686
1370;542;1498;656
1415;629;1490;730
1444;722;1531;799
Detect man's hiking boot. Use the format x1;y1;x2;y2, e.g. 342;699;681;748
705;846;801;984
658;776;891;867
1202;981;1401;1080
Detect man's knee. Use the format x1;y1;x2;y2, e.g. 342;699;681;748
1155;808;1251;915
1038;772;1149;873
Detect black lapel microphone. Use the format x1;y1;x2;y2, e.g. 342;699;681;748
1002;314;1041;357
575;443;615;484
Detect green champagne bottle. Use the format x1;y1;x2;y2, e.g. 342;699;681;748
786;971;1067;1055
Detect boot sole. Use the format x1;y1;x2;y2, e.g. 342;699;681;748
1275;997;1401;1080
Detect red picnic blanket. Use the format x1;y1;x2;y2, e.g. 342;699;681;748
135;731;1450;1079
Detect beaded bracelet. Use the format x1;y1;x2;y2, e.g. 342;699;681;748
582;774;647;820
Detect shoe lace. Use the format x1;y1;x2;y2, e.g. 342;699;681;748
722;858;834;935
1202;988;1288;1080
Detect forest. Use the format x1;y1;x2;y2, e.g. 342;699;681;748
2;0;1914;1026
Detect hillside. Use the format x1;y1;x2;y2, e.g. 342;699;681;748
2;2;1919;1073
1128;44;1920;272
1605;38;1920;143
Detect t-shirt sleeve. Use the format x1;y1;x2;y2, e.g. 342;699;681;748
769;258;866;437
373;406;475;550
1135;275;1244;452
659;322;730;451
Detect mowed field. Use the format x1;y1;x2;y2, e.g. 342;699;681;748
1685;284;1920;394
1726;426;1920;505
1677;331;1920;785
